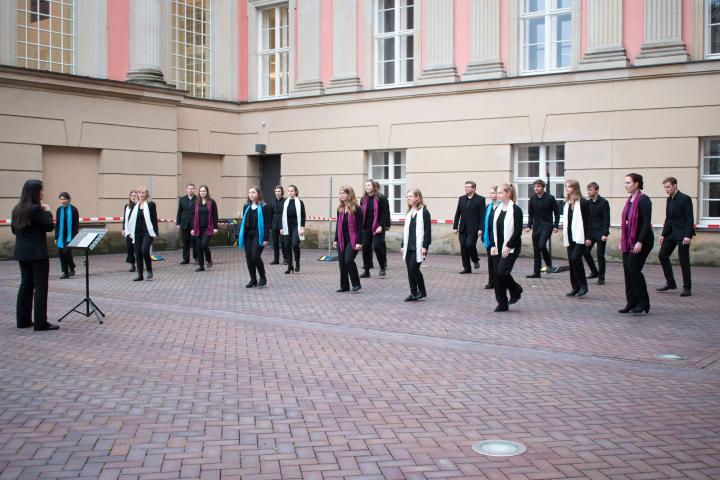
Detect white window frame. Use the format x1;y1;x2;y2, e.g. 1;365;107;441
172;0;212;99
701;137;720;221
368;150;407;218
520;0;573;75
16;0;75;74
258;5;289;99
706;0;720;58
374;0;416;89
514;144;565;221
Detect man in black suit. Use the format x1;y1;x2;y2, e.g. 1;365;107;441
583;182;610;285
526;179;560;278
453;181;486;274
657;177;694;296
269;185;287;265
176;183;197;264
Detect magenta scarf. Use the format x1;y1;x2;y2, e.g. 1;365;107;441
621;191;642;253
193;199;215;237
361;195;380;234
337;208;359;252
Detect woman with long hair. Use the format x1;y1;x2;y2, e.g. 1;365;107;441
54;191;79;279
332;185;363;292
122;190;137;272
281;184;306;274
11;179;57;330
127;185;158;281
563;179;592;297
191;185;219;272
619;173;654;315
359;179;390;278
238;186;270;287
482;186;499;289
401;188;431;301
488;183;524;312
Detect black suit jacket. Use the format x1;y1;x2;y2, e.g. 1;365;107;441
661;191;694;242
176;195;196;230
269;197;285;230
54;204;79;243
453;194;486;234
634;194;654;245
12;205;55;261
567;197;592;241
588;195;610;240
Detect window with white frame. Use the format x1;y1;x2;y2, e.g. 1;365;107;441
375;0;415;87
515;144;565;217
701;138;720;219
172;0;211;98
521;0;572;73
16;0;74;74
369;151;406;215
259;6;289;98
707;0;720;57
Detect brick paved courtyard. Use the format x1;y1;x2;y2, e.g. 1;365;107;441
1;248;719;479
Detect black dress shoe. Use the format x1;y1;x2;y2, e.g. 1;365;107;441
379;270;386;277
631;305;650;315
494;304;509;312
360;271;370;278
459;270;471;274
597;278;605;285
351;285;362;292
196;266;205;272
69;269;75;277
576;286;588;297
207;261;213;269
258;277;267;287
295;263;300;273
473;261;481;270
546;266;558;274
484;283;494;290
34;323;59;331
285;266;294;274
270;260;280;265
404;293;420;302
618;305;634;313
566;289;578;297
418;291;427;299
509;293;521;304
337;288;350;293
129;265;136;272
681;288;691;297
180;260;190;265
147;271;153;279
587;272;599;280
526;273;541;278
656;284;677;292
60;273;69;279
133;275;144;281
246;280;257;288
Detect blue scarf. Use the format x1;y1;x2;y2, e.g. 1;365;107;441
58;204;73;248
483;202;495;248
238;203;265;249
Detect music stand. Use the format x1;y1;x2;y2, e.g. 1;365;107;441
58;228;108;324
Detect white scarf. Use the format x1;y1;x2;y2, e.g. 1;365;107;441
282;197;305;240
128;201;157;243
492;200;516;254
123;204;133;237
563;199;585;247
403;206;425;263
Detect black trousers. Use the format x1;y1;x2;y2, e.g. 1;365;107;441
583;238;606;279
405;251;426;295
181;227;197;262
57;246;75;274
244;231;266;282
17;259;49;328
485;246;495;285
493;250;522;307
271;228;285;262
339;243;360;290
623;243;653;309
361;229;387;271
196;234;213;267
532;224;553;273
125;236;135;264
658;238;691;289
134;232;154;277
459;230;480;271
567;242;587;290
283;229;301;266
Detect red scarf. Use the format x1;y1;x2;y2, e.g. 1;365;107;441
361;195;380;234
193;199;215;236
621;191;642;253
337;208;359;252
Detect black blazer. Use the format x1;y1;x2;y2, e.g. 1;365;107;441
661;191;694;242
136;201;159;235
588;195;610;240
269;197;285;230
176;195;196;230
528;193;560;230
361;194;391;230
12;205;55;261
453;194;486;233
54;204;79;243
488;204;524;250
242;203;271;240
401;208;432;250
632;194;654;245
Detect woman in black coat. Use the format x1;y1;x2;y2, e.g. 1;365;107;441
239;186;271;287
128;185;159;281
333;185;363;293
122;190;138;272
562;179;592;297
488;183;524;312
11;179;58;331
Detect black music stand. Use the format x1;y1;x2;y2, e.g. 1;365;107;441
58;228;108;324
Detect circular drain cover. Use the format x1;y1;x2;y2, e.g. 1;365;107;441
655;353;687;360
472;440;526;457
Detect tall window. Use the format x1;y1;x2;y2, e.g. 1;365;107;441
172;0;211;98
701;138;720;220
515;144;565;216
707;0;720;57
259;6;289;99
375;0;415;87
16;0;74;74
521;0;572;73
369;151;406;215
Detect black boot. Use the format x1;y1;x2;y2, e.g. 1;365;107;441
295;261;300;273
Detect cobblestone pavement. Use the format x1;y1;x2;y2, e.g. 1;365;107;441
1;247;718;479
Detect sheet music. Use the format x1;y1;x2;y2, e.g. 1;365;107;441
76;233;98;248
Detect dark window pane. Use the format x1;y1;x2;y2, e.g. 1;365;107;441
705;158;720;176
712;25;720;54
711;0;720;24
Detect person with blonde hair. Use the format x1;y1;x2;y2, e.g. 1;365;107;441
127;185;158;281
332;185;363;292
401;188;431;301
562;179;592;297
488;183;523;312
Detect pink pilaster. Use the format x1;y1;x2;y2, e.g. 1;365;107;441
623;0;644;63
454;0;469;75
321;0;333;86
238;0;248;101
107;0;129;81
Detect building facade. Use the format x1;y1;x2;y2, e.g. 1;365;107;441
0;0;719;263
